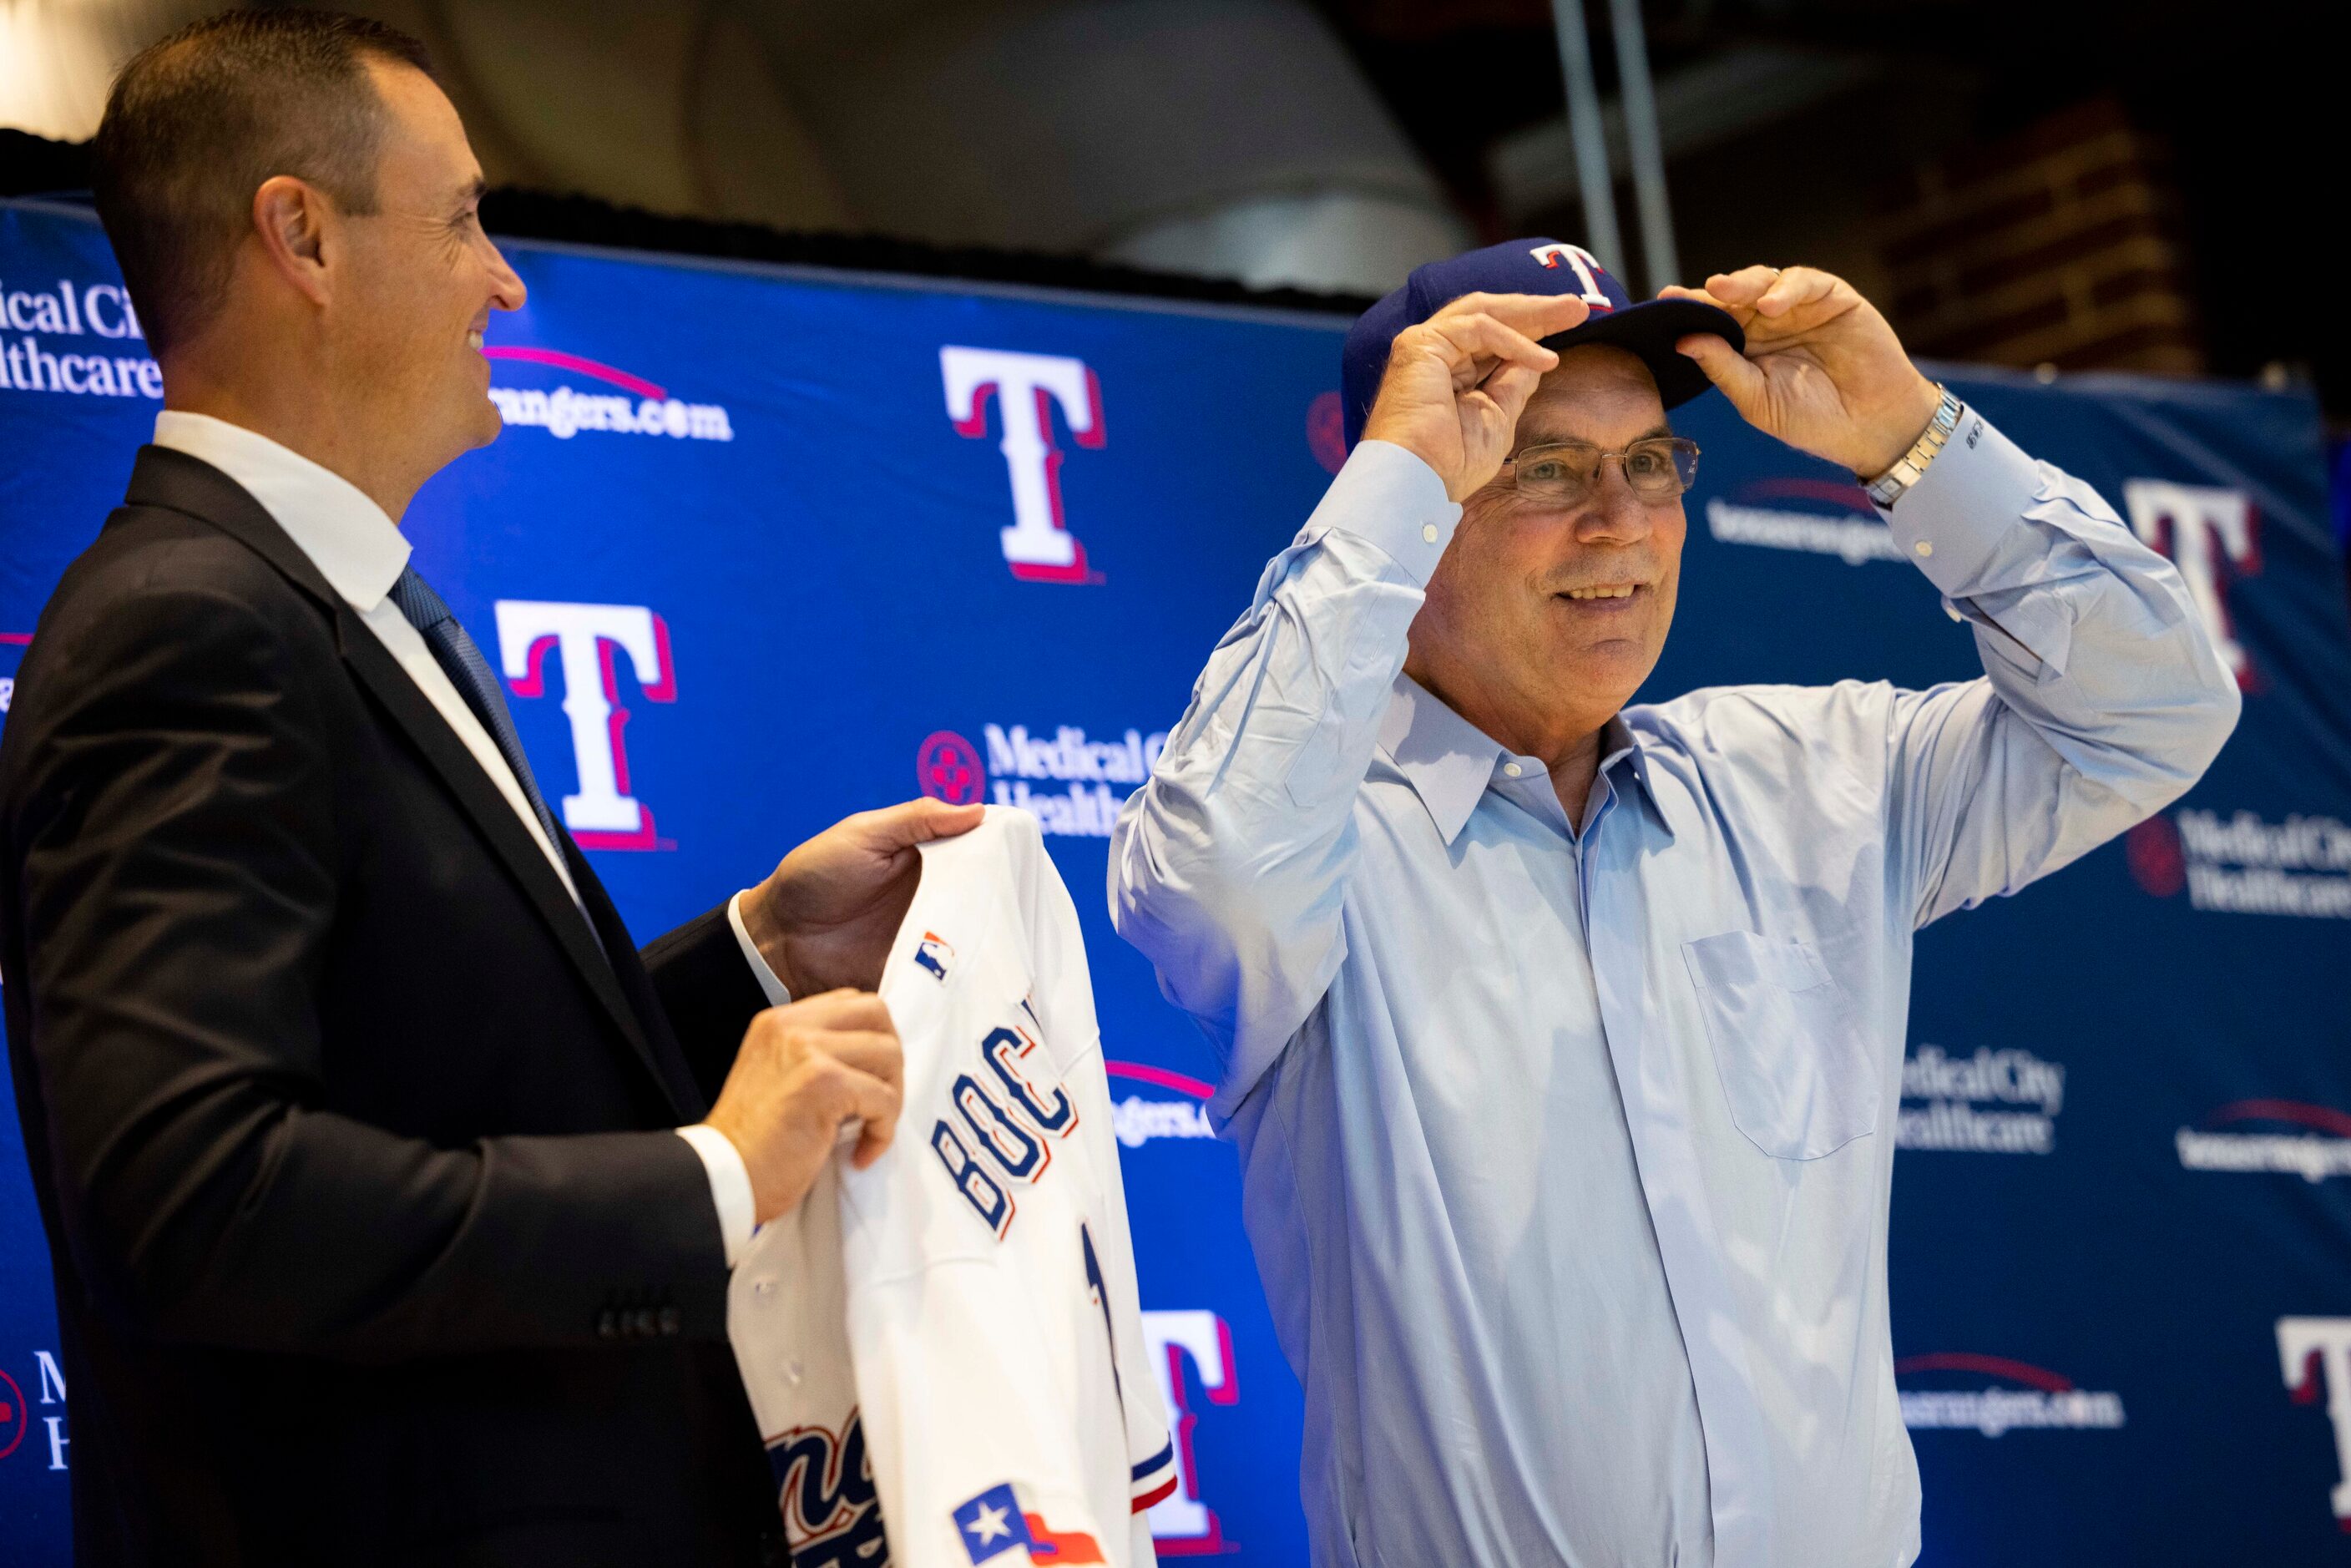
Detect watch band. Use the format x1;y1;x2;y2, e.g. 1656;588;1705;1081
1864;384;1962;508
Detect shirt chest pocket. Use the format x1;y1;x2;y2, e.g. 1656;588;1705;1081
1681;930;1878;1161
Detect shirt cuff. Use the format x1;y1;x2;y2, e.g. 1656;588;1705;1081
675;1123;756;1269
1309;438;1463;587
1876;402;2044;600
727;889;792;1007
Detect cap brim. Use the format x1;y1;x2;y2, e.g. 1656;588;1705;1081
1538;297;1745;410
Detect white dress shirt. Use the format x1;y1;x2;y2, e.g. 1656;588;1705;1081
151;412;776;1267
1110;418;2239;1565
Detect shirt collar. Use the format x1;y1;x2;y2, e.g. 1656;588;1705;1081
1377;672;1666;844
151;411;411;610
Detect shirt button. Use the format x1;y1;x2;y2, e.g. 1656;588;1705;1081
1421;524;1439;543
1503;762;1523;778
1914;540;1934;558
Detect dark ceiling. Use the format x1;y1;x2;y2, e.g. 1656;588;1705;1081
0;0;2334;413
1310;0;2342;412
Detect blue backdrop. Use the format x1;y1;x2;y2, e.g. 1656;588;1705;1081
5;195;2351;1565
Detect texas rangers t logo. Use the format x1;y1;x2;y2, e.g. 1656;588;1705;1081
940;346;1105;584
1526;242;1613;309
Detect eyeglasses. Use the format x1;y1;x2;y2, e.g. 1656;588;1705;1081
1501;437;1701;503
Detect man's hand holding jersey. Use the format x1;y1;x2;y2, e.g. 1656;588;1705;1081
740;797;987;996
709;989;905;1223
713;796;985;1222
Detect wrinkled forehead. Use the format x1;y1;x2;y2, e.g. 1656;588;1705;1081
1514;344;1670;447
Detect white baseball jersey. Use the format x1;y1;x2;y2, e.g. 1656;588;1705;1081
729;808;1176;1568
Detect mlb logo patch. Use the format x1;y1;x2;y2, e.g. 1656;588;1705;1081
916;930;956;982
952;1484;1105;1565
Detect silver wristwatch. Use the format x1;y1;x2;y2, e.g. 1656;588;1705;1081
1863;384;1962;508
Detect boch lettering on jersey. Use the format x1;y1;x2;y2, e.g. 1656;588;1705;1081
930;1002;1080;1239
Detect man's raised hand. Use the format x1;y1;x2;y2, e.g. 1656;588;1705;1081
705;989;904;1224
1358;292;1590;502
1663;266;1943;480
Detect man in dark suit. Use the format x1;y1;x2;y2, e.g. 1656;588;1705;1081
0;12;978;1563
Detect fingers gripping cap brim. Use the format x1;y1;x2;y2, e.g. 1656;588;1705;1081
1539;297;1746;411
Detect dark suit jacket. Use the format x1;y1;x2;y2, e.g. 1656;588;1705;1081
0;447;783;1565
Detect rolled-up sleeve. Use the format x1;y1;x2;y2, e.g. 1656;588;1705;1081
1878;406;2242;925
1109;441;1459;1113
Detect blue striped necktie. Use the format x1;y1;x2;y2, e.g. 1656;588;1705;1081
387;566;568;858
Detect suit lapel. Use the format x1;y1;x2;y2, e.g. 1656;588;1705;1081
566;836;709;1119
335;625;689;1116
126;446;341;604
124;446;695;1120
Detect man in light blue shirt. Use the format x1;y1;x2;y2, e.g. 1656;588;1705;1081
1108;240;2239;1567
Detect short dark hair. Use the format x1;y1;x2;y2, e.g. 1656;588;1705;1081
91;8;435;358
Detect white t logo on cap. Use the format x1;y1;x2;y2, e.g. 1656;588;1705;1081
1529;243;1610;308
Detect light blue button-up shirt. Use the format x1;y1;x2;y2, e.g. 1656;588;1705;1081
1109;412;2238;1568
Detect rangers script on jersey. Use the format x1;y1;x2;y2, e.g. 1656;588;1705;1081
729;808;1177;1566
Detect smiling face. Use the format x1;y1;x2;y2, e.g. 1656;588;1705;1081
329;58;525;480
1405;344;1686;761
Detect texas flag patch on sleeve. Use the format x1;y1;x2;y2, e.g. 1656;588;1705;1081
953;1484;1106;1565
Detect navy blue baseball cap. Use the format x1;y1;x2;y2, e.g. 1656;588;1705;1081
1340;238;1745;448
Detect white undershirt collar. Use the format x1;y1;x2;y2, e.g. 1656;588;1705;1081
151;410;410;610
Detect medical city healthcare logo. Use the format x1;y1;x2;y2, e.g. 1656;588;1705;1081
916;722;1167;837
0;1366;23;1464
1895;1043;2068;1155
0;273;161;400
2177;1100;2351;1182
0;1350;68;1470
1895;1353;2126;1437
483;345;733;443
2127;808;2351;918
